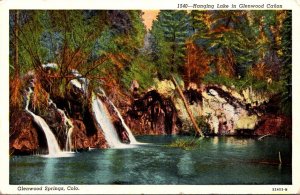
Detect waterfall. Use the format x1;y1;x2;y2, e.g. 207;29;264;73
25;88;73;157
92;94;135;148
48;100;74;151
107;99;138;144
69;70;139;148
65;119;74;151
58;109;74;151
98;89;139;144
25;88;61;155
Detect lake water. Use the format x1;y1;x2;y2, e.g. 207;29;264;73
10;136;292;184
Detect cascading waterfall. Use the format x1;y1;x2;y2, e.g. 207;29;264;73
70;70;138;148
25;89;61;156
25;88;73;157
98;89;138;144
48;100;74;151
92;94;135;148
65;119;74;151
109;103;148;145
58;110;74;151
108;101;138;144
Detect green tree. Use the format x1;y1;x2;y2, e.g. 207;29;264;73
150;10;191;78
279;11;292;115
9;10;45;74
190;10;209;40
9;10;149;105
249;10;283;81
95;10;147;91
199;11;258;78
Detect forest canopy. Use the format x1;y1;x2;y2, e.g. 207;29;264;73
9;10;292;115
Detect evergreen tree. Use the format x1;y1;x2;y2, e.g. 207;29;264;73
250;11;283;81
190;11;259;78
280;11;292;115
183;10;211;84
190;10;209;39
150;10;191;78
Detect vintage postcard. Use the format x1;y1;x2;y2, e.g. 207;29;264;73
0;0;299;194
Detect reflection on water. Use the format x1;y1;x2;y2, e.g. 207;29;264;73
43;158;58;184
212;136;219;145
177;152;195;177
10;136;292;185
224;137;255;147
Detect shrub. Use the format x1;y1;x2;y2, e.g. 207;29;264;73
168;138;200;150
203;73;284;95
195;116;212;136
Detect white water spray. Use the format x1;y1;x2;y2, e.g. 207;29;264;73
69;70;139;148
107;99;138;144
59;109;74;151
25;88;73;157
65;119;74;151
97;89;139;144
92;94;135;148
49;100;74;151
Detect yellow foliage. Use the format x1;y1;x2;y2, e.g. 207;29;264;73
32;79;49;112
184;42;211;83
107;53;130;70
216;56;235;78
10;76;23;109
250;62;267;80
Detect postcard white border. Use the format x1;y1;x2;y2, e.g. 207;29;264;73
1;0;300;194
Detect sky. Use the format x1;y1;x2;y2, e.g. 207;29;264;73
142;10;159;30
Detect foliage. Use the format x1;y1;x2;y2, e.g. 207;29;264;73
279;11;292;115
121;56;156;91
9;10;147;100
9;10;45;75
180;116;211;136
150;10;191;78
203;73;284;94
148;10;290;103
9;10;292;119
196;11;259;78
32;78;49;113
195;116;211;136
190;10;209;36
168;137;200;150
9;76;24;110
184;40;210;84
247;11;286;82
180;119;196;135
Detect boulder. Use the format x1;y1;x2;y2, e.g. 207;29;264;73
72;119;108;149
10;111;39;155
235;115;258;130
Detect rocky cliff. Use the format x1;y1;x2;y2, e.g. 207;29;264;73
125;90;180;135
9;72;108;155
134;79;291;137
9;73;291;155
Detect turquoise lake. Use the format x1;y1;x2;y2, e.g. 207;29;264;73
10;136;292;184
